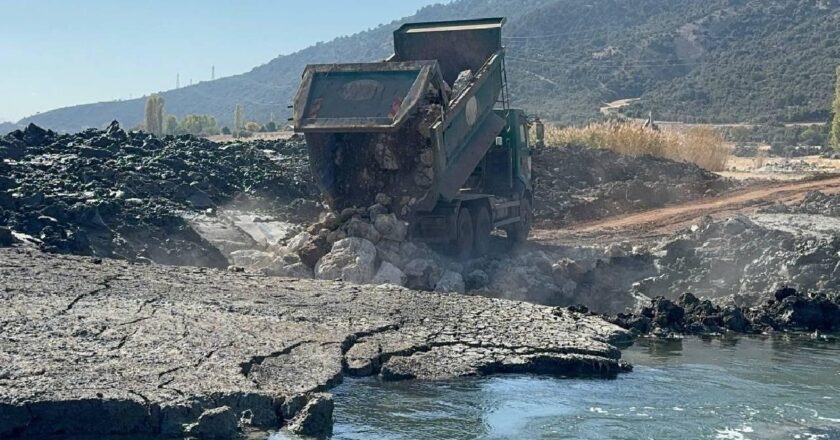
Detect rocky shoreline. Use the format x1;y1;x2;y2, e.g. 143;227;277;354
0;247;631;438
603;289;840;338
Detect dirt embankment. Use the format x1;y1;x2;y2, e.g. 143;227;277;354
531;144;733;227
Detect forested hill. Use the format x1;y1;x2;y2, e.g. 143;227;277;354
18;0;840;131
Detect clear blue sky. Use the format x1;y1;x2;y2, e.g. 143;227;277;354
0;0;449;122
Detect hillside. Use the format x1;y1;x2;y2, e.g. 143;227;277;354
16;0;840;131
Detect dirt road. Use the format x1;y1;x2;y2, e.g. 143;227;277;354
534;174;840;244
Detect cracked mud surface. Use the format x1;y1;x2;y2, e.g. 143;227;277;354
0;247;630;437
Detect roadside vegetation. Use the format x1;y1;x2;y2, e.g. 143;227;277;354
545;122;729;172
143;96;279;138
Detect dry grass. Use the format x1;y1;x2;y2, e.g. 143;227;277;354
544;122;730;171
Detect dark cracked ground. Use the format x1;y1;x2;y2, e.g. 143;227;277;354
0;247;631;438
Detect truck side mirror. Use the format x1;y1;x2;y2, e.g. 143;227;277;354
495;136;503;146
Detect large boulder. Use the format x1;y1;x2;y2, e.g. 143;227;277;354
373;213;408;242
375;239;405;268
314;238;377;284
297;235;330;269
371;261;407;286
435;270;466;294
286;394;334;439
183;406;238;439
287;232;313;253
404;258;443;291
343;218;381;244
229;249;275;270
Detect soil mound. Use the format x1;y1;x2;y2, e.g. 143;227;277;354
532;145;732;226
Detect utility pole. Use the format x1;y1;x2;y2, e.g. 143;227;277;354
211;65;215;81
176;73;180;89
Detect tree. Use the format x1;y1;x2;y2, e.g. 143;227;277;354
832;66;840;150
164;115;179;136
221;126;231;135
180;114;219;136
264;121;277;132
144;95;165;136
233;104;244;132
244;121;260;133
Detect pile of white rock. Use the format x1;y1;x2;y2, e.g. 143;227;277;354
231;193;469;293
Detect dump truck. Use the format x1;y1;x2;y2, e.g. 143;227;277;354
292;17;532;258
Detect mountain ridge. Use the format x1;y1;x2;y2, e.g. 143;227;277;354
15;0;840;132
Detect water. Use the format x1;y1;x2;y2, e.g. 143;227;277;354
326;336;840;440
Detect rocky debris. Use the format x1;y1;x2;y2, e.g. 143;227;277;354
285;393;334;439
0;122;318;266
229;248;312;279
762;190;840;217
769;144;824;158
314;237;378;284
532;145;732;226
757;159;830;174
606;288;840;336
0;247;630;437
451;70;474;97
278;194;466;293
308;99;443;217
636;216;840;306
475;247;651;314
434;270;466;294
372;261;407;286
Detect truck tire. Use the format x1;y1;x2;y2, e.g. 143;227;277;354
472;206;492;255
507;198;531;245
454;207;474;260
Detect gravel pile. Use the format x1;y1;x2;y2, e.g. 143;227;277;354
0;122;318;266
531;145;731;225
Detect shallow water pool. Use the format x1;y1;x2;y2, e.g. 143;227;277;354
324;335;840;440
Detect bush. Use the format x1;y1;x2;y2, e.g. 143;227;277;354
221;126;231;135
545;122;730;171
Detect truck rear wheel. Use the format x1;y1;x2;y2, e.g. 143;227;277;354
454;207;474;260
507;198;531;246
472;206;492;255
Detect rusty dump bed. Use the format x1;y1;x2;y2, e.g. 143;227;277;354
292;18;507;216
292;61;441;133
